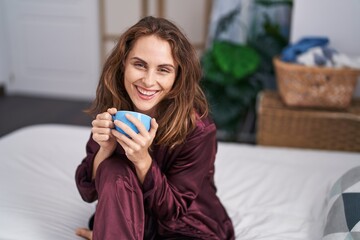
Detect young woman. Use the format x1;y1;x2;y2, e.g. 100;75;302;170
75;16;235;240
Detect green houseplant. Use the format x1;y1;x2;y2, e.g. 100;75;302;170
201;0;292;141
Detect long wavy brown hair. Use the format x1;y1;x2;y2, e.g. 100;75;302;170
88;16;209;148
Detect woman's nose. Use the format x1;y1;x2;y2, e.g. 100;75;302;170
143;70;156;86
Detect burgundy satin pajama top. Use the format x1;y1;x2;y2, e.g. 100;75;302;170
75;116;235;239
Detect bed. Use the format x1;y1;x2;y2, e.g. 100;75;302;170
0;124;359;239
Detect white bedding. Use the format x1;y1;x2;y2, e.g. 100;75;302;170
0;124;359;240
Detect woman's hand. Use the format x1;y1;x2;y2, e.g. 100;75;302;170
91;108;118;179
91;108;118;156
112;114;158;182
76;228;93;240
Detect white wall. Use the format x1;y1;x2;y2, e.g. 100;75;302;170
0;0;9;86
291;0;360;57
3;0;100;100
291;0;360;97
1;1;208;99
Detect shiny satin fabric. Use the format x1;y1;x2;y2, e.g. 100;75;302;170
75;116;235;239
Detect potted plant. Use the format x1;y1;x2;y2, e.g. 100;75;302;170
201;0;292;142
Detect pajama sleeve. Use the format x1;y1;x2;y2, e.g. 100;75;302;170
142;121;217;221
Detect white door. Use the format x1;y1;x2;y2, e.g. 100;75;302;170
4;0;100;100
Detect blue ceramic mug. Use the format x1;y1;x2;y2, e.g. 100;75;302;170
112;111;151;136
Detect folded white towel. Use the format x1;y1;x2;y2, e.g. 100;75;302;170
296;46;360;70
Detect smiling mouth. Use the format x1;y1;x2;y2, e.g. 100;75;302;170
136;86;158;98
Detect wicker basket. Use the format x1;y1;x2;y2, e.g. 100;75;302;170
273;57;360;109
257;91;360;152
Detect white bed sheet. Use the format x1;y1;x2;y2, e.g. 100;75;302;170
0;124;359;240
215;143;360;239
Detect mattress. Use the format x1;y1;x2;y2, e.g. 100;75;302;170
0;124;359;239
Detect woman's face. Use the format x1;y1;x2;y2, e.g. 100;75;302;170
124;35;177;117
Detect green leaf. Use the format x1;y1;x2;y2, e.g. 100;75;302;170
212;41;260;80
201;50;239;85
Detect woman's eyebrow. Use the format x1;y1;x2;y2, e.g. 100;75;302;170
130;57;146;63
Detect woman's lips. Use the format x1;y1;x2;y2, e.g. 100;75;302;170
136;86;158;100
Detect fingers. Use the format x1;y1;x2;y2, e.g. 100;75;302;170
95;108;117;122
123;114;155;135
114;119;135;134
111;124;139;149
112;117;157;148
75;228;93;240
125;114;148;133
91;108;118;146
91;120;114;142
107;107;117;115
91;108;118;130
92;127;112;142
92;111;113;128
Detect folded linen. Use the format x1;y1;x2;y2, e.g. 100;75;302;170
297;46;360;69
281;37;329;62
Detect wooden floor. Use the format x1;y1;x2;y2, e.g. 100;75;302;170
0;94;93;137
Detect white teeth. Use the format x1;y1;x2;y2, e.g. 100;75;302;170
137;87;156;96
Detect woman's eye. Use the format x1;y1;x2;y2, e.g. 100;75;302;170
159;68;170;73
134;62;145;68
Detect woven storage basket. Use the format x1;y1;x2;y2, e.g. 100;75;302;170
273;57;360;109
257;91;360;152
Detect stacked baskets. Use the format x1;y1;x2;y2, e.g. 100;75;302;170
256;59;360;151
